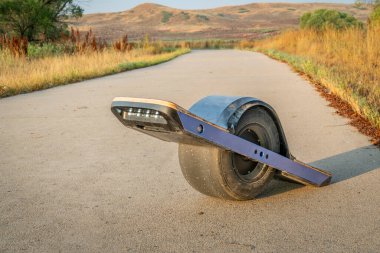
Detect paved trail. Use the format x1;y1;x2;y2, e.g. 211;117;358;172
1;50;379;252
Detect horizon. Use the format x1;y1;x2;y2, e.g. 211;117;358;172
83;0;356;14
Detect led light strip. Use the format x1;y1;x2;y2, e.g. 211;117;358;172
121;107;167;124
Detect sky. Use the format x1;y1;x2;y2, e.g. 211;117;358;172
82;0;356;14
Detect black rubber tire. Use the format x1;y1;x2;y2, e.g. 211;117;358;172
178;107;281;200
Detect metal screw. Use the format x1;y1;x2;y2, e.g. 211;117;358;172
197;125;204;133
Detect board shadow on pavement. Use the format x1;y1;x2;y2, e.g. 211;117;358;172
310;145;380;183
260;145;380;198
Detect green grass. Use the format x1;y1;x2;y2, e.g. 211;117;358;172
28;43;69;58
117;49;189;71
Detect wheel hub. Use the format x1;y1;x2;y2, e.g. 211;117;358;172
232;125;268;182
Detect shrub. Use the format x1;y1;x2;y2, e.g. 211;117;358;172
180;12;190;20
354;0;367;10
239;8;249;13
370;5;380;25
161;11;173;23
300;9;363;30
196;14;209;22
28;43;67;58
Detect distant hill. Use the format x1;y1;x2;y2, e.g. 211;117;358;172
70;2;370;41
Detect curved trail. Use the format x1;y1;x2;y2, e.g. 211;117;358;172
1;50;379;252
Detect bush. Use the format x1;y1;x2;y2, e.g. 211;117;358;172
27;43;68;58
161;11;173;23
239;8;249;13
300;9;363;30
180;12;190;20
196;15;209;22
370;5;380;25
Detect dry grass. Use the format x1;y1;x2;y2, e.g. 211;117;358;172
0;47;189;98
254;26;380;129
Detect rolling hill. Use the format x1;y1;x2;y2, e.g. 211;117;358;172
70;2;370;41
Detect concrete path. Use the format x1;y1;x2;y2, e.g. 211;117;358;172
1;50;379;252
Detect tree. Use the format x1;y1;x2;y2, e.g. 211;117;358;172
300;9;363;30
354;0;365;9
0;0;83;41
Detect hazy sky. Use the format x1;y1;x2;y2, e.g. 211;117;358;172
82;1;356;14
